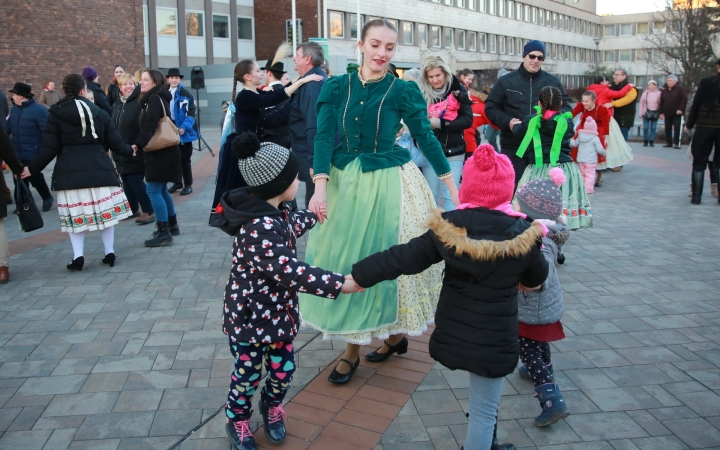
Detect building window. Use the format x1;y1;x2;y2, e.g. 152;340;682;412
237;17;253;40
489;0;496;15
552;12;557;28
508;1;514;18
143;5;148;34
604;25;616;36
445;0;453;5
403;22;414;45
157;8;177;35
525;5;530;22
570;18;575;32
538;9;544;25
517;3;523;20
635;75;647;86
637;22;649;34
498;36;505;54
636;49;648;61
517;38;523;56
565;15;569;29
532;7;537;23
350;14;364;39
186;12;204;37
558;14;563;28
604;50;615;62
489;34;496;53
457;30;466;50
418;24;428;45
581;20;586;34
479;33;487;51
444;27;453;48
468;31;477;51
498;0;505;16
508;37;514;55
575;47;580;61
619;49;632;61
431;25;441;47
654;21;665;33
213;14;229;38
469;0;476;10
564;45;569;59
620;23;632;35
458;0;465;7
329;11;344;38
479;0;487;12
386;19;398;30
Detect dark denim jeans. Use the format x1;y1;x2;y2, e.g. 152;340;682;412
121;174;153;214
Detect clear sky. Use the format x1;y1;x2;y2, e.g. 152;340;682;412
597;0;666;15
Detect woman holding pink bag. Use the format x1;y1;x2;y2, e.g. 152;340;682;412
418;55;473;211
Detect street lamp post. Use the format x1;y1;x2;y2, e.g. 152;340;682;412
594;38;601;76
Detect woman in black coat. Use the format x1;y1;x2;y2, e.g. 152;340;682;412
23;74;135;271
418;56;473;211
112;73;155;224
133;69;181;247
0;126;25;283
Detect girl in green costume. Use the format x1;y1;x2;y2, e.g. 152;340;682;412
511;86;592;230
301;19;460;385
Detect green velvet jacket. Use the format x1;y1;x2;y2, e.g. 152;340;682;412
313;72;452;177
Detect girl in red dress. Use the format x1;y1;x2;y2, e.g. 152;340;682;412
572;91;611;186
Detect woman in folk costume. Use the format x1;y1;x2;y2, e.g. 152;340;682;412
300;19;459;385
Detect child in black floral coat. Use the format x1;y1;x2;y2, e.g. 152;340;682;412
212;132;361;450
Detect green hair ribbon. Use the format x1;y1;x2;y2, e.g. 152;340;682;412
516;105;573;167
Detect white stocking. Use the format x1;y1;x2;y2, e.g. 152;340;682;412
100;226;115;256
68;232;85;259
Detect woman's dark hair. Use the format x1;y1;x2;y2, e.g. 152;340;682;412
114;65;124;71
360;19;397;42
138;69;166;100
232;59;256;101
62;74;86;98
457;68;474;78
538;86;562;116
593;75;606;84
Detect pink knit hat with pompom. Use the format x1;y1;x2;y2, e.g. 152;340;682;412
515;167;566;220
459;144;515;209
579;116;598;135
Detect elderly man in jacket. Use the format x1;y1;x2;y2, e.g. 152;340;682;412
7;83;53;211
166;68;198;195
265;41;326;208
659;74;688;149
485;40;571;186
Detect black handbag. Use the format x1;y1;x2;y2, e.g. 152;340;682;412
644;110;659;121
14;180;44;232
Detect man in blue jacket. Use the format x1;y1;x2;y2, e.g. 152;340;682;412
7;83;53;211
265;41;326;208
167;68;198;195
485;41;571;186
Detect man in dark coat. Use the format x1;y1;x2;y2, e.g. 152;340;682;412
685;59;720;204
485;40;571;186
659;75;688;149
82;66;113;116
7;82;53;211
265;41;327;208
607;69;638;142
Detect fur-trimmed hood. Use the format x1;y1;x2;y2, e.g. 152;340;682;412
427;208;544;262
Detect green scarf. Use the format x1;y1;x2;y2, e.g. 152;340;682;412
516;106;573;167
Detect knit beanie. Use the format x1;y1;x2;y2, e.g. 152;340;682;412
232;132;300;200
458;144;515;208
82;66;99;82
579;116;598;135
516;167;566;220
523;40;546;58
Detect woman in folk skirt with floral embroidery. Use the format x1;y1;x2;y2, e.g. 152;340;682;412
22;74;135;271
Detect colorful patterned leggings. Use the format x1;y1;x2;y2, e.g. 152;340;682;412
226;339;296;422
519;337;553;387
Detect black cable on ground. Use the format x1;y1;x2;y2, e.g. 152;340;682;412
166;330;323;450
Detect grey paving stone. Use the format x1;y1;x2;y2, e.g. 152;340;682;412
563;369;618;389
51;357;99;376
80;372;131;393
92;355;156;373
425;426;459;450
123;370;189;391
32;415;85;430
44;392;119;417
149;409;202;437
43;427;78;450
520;417;582;446
663;418;720;448
601;365;675;387
7;406;45;431
686;368;720;389
74;411;155;440
117;436;181;450
0;360;60;379
626;410;672;437
381;414;431;444
580;349;633;368
16;375;87;397
158;387;226;410
674;390;720;417
0;429;52;450
564;412;648;441
616;346;685;365
412;389;464;415
630;435;690;450
581;387;664;412
646;406;698;421
68;438;121;449
113;390;164;412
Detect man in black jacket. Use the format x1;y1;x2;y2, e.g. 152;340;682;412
265;41;326;208
485;40;571;185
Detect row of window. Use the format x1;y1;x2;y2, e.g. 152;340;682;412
604;21;665;37
150;8;253;40
329;12;597;62
420;0;601;37
604;49;667;63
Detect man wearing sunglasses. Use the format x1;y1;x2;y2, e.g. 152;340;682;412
485;40;571;186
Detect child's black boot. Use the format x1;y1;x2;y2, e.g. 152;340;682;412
534;383;570;427
260;398;287;444
226;416;256;450
557;250;565;265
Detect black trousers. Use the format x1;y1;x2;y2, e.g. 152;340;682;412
14;160;52;201
691;127;720;172
179;142;193;187
665;115;682;146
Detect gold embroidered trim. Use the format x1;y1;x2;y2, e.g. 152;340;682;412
437;172;453;180
312;173;330;183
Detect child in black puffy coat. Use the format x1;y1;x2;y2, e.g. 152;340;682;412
211;132;360;450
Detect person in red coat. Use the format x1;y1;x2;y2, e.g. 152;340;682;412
572;91;611;186
586;75;633;113
457;70;496;156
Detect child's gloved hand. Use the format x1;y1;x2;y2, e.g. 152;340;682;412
341;275;365;294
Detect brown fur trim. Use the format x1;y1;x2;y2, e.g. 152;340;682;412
471;89;488;102
426;209;543;261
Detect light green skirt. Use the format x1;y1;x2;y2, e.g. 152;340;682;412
516;162;593;230
300;159;443;345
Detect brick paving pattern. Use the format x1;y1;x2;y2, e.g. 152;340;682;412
0;137;719;449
